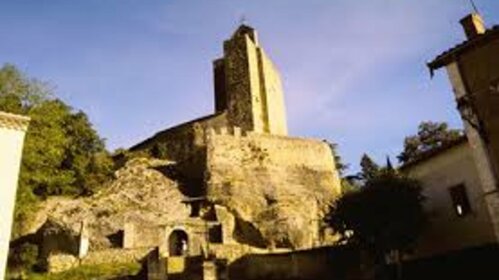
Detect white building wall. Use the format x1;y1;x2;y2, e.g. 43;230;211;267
445;62;499;242
404;141;497;259
0;111;29;279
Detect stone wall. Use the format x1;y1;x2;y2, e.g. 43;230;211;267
213;58;228;113
123;223;165;249
130;113;228;157
205;128;341;249
223;29;259;134
257;47;287;135
222;26;287;135
209;243;288;263
130;113;228;196
47;248;152;273
123;219;211;258
227;245;362;280
163;220;208;257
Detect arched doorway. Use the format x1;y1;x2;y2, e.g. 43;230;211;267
168;229;189;256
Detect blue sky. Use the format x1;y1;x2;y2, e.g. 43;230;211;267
1;1;498;173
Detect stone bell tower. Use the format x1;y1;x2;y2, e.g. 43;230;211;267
213;25;288;135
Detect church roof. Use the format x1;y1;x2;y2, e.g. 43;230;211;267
428;25;499;75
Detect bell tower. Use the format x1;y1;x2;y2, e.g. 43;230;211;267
213;25;288;135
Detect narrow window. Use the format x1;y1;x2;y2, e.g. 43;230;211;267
209;224;223;243
449;184;471;217
190;202;201;217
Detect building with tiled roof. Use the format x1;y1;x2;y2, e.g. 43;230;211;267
408;12;499;259
401;135;498;258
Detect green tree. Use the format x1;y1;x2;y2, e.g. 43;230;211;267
325;141;348;176
398;121;463;164
0;64;50;113
21;100;75;197
325;141;356;193
326;168;426;278
62;111;113;195
0;64;113;236
358;154;380;181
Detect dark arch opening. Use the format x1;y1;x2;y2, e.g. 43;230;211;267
168;229;189;256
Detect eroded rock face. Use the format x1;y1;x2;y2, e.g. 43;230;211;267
208;171;334;249
27;130;341;254
32;158;190;250
206;132;341;249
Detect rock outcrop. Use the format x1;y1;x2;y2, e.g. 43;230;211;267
28;135;339;253
32;157;190;250
205;131;340;249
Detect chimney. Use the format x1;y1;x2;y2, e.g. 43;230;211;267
460;13;486;39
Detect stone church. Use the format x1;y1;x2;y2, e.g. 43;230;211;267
33;25;342;274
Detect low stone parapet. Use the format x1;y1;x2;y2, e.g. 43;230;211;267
208;243;290;263
47;247;153;273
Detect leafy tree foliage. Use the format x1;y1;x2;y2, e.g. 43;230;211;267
62;111;114;195
325;141;357;193
343;154;382;190
398;121;463;164
22;100;75;197
327;158;427;269
0;64;113;235
325;141;348;176
0;64;49;112
359;154;380;181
